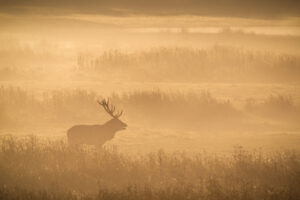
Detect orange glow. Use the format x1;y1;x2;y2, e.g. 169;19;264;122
1;1;300;199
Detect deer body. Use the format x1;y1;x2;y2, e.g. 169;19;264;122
67;100;127;148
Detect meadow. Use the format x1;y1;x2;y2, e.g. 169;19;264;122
0;135;300;200
1;43;300;83
76;46;300;83
1;86;299;131
1;18;300;199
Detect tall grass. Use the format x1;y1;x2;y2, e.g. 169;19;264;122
0;86;100;127
114;90;241;130
1;44;299;83
77;46;300;83
0;136;299;199
0;86;241;130
1;86;299;131
245;95;300;123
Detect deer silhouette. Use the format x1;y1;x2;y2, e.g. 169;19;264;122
67;99;127;148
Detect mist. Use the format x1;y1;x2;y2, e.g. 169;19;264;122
1;1;300;200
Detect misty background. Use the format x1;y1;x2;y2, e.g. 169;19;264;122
0;0;300;153
1;1;300;199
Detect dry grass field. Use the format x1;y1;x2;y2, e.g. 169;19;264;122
1;4;300;199
0;135;300;200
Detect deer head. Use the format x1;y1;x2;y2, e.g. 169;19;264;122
98;99;127;130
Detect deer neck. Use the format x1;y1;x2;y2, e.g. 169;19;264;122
103;119;119;132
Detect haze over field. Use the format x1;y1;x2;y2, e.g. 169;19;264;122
0;1;300;199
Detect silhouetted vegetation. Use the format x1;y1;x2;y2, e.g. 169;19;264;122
246;95;300;123
77;46;300;83
0;87;240;129
0;136;299;200
1;86;299;131
2;43;299;83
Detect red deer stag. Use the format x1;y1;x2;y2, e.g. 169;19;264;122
67;99;127;148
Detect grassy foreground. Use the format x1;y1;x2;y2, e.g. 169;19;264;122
0;135;300;200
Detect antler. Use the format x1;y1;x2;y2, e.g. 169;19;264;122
98;99;123;118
